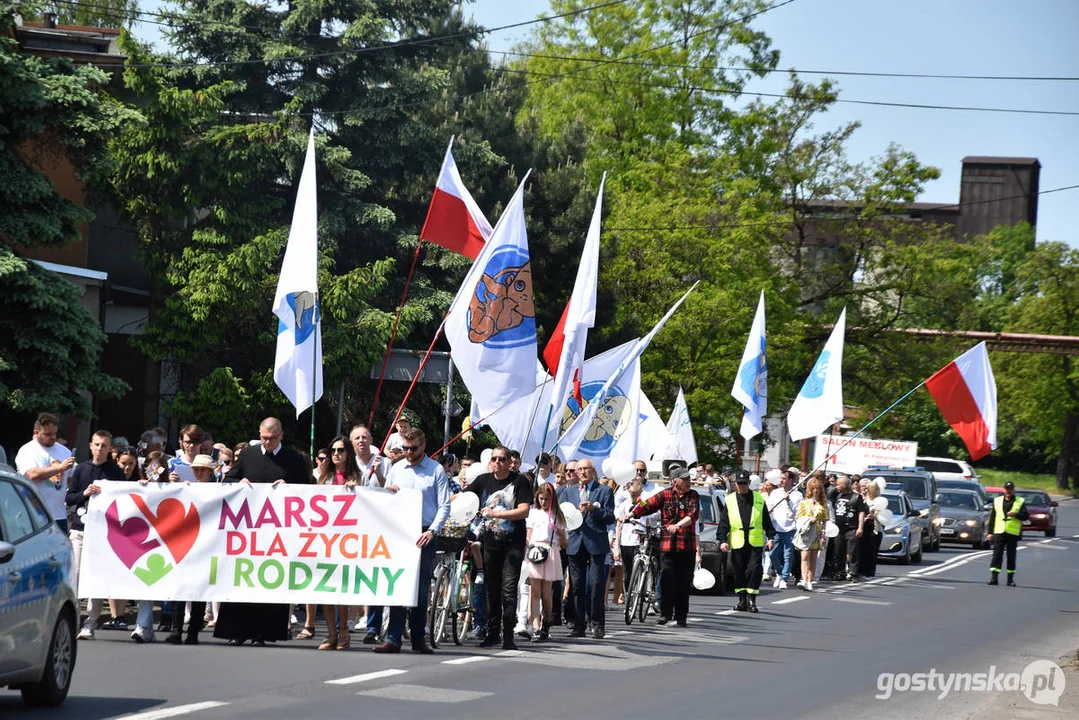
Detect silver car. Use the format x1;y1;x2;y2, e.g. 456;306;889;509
878;489;927;565
0;466;78;706
935;489;991;548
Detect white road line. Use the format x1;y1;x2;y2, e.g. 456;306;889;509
909;551;986;575
1073;534;1079;538
606;630;629;636
495;649;523;657
919;552;993;576
116;702;230;720
1038;538;1055;544
441;656;490;665
771;596;809;605
325;669;408;685
715;609;737;615
832;597;892;606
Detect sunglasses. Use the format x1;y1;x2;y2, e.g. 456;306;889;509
491;456;508;462
402;445;420;451
331;447;347;454
636;468;647;474
317;456;328;462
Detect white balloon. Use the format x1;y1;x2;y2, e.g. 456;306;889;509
692;567;716;591
876;508;894;525
448;493;479;523
465;462;486;484
601;457;615;478
749;474;761;491
825;521;840;538
602;459;636;486
874;476;887;492
480;448;493;468
561;502;583;532
870;496;888;512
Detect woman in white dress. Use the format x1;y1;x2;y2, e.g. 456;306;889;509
525;483;568;642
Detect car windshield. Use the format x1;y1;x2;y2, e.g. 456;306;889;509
879;475;929;499
938;492;980;511
1017;491;1050;505
885;495;905;515
937;480;981;494
920;459;963;474
698;497;715;523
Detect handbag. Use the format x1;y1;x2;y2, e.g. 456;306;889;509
526;543;550;564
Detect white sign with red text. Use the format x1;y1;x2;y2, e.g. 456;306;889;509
813;434;918;475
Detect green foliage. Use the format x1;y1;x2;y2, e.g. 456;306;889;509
167;366;253;443
17;0;139;29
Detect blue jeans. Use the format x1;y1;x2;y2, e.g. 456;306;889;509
471;572;486;631
386;539;437;647
366;606;383;635
136;600;154;631
770;529;796;580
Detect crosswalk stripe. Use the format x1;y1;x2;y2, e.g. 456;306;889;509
325;669;408;685
771;596;809;605
115;702;230;720
833;597;891;606
442;656;490;665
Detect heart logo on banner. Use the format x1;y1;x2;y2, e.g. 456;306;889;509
130;495;201;564
104;501;161;569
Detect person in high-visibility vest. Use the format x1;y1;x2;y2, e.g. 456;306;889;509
719;470;775;613
987;481;1028;586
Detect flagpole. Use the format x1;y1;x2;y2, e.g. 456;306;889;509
311;293;319;460
429;376;551;461
519;372;553;462
369;240;426;428
378;314;448;455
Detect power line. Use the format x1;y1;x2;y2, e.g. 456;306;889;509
486;48;1079;83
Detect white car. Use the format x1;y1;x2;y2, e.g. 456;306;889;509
916;456;979;483
0;466;78;706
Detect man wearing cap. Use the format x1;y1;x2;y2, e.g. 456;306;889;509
987;481;1027;586
719;470;775;613
622;466;700;627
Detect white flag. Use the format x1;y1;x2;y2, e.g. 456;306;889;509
639;390;675;461
543;174;605;439
731;291;767;439
558;282;698;459
554;340;640;463
446;173;538;412
665;387;698;464
787;308;846;442
273;129;323;416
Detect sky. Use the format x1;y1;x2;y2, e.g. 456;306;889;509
136;0;1078;246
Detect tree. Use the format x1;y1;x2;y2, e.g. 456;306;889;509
18;0;139;29
997;242;1079;489
0;24;135;424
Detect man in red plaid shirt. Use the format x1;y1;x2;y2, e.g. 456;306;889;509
622;465;700;627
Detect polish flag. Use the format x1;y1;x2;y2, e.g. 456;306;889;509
419;137;493;259
924;342;997;461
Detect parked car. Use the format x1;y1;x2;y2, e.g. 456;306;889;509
935;478;989;506
878;489;927;564
693;485;727;594
866;466;940;551
935;489;991;547
1015;489;1058;537
916;456;979;482
0;466;78;706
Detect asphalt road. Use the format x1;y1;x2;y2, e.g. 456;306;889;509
5;500;1078;720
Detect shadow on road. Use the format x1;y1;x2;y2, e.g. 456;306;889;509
0;694;166;719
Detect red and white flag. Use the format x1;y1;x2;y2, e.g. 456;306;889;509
543;173;605;411
924;342;997;461
419;137;493;259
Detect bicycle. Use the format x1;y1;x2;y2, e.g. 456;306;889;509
429;527;475;648
624;520;662;625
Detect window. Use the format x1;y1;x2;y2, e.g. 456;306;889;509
13;482;52;531
0;480;36;543
698;498;715;524
919;459;962;474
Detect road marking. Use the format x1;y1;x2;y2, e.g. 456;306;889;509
909;551;987;575
325;669;408;685
1039;538;1055;544
771;596;809;605
715;609;737;615
919;552;993;576
832;597;892;606
442;656;490;665
606;630;628;636
495;649;523;657
357;685;493;703
116;702;230;720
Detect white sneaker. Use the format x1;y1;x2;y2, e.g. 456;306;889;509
773;576;782;589
805;581;814;592
762;573;772;583
796;580;806;590
131;626;155;644
290;614;299;625
475;570;485;586
778;579;788;590
77;626;95;640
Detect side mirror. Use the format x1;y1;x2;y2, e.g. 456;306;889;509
983;503;994;512
0;541;15;564
1051;501;1059;508
934;494;943;503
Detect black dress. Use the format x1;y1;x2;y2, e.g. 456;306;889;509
213;444;310;644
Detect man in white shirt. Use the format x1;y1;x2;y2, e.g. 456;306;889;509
350;424;390;487
535;453;555;486
386;416;411;454
766;468;803;589
15;412;75;531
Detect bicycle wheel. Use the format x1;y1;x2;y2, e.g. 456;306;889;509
452;570;469;645
624;562;644;625
428;568;449;649
637;566;653;623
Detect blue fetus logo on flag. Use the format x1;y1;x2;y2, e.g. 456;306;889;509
466;246;536;349
281;291;319;344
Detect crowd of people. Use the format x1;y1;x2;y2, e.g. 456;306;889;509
10;411;899;654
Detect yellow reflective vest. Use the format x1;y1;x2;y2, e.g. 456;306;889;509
993;495;1024;536
727;492;766;549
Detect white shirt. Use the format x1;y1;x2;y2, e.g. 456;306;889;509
768;487;804;533
15;439;73;520
615;497;642;547
526;508;562;546
356;453;392;487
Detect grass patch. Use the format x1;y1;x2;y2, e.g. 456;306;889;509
978;469;1079;497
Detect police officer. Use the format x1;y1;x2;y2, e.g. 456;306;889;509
987;481;1028;586
719;470;775;613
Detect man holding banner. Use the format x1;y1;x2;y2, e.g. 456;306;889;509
374;427;451;654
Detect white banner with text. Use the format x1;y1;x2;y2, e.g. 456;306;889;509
79;483;422;605
813;434;918;475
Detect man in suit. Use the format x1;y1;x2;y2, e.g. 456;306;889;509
214;417;310;646
557;458;615;639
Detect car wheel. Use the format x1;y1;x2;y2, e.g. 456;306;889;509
21;607;76;707
911;541;922;563
931;528;941;552
898;543;911;565
1045;527;1055;538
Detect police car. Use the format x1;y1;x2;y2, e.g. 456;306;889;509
0;465;78;706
